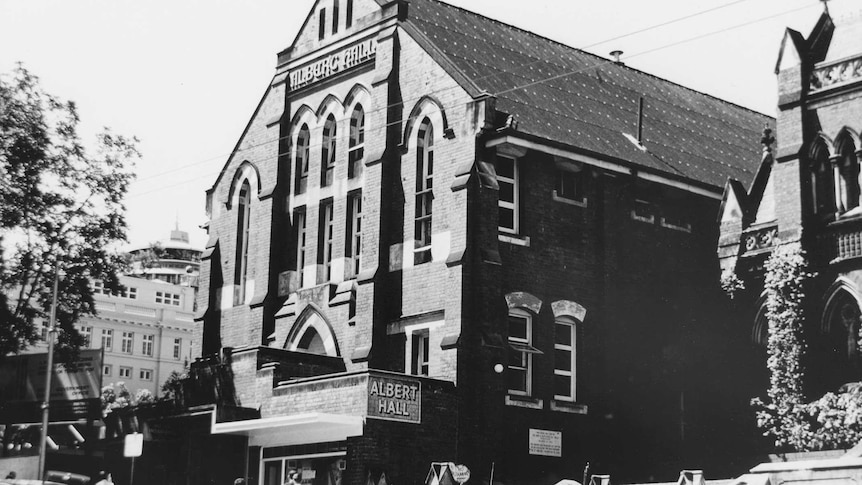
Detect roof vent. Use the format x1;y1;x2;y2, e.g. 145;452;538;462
609;50;624;65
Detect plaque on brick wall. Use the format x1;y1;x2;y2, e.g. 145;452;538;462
528;429;562;457
367;375;421;424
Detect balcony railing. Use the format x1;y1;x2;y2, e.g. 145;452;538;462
822;216;862;263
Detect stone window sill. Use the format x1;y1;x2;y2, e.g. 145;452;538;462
499;233;531;247
505;394;543;409
552;191;587;208
550;400;588;414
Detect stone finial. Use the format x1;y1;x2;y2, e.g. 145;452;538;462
761;126;775;154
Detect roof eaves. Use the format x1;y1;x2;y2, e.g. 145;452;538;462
487;131;722;198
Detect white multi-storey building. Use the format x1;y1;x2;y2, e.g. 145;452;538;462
30;229;201;397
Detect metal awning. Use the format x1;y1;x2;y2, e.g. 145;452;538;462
211;412;364;448
509;341;543;354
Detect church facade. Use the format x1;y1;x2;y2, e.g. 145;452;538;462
187;1;772;484
718;3;862;439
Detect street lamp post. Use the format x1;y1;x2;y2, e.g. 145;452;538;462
37;263;61;484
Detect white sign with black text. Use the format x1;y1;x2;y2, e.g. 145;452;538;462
528;429;562;457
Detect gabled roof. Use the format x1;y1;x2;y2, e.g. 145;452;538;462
401;0;772;189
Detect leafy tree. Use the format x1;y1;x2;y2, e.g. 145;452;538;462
0;64;139;358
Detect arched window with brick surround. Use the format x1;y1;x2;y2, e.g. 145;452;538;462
234;180;251;305
819;286;862;393
414;117;434;265
321;114;337;188
294;123;310;194
837;134;860;213
505;292;543;397
285;307;340;357
348;104;365;179
551;299;587;403
810;138;835;215
507;308;535;396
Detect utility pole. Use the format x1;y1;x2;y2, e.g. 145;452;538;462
38;263;61;483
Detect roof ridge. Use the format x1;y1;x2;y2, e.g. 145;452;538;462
415;0;774;120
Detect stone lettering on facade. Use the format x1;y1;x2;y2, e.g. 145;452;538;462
289;39;377;91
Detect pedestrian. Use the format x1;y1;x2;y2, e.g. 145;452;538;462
4;471;16;479
284;470;300;485
95;470;114;485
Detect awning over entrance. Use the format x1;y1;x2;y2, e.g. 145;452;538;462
211;412;364;448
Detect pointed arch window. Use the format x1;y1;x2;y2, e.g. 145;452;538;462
285;310;340;357
414;118;434;265
295;124;310;194
753;304;769;347
821;290;862;392
810;139;835;215
298;327;326;354
234;181;251;305
348;104;365;179
838;137;860;213
321;115;337;187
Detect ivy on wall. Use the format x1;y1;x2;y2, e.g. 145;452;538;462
751;243;811;450
750;243;862;451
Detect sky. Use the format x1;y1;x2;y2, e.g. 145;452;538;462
0;0;855;250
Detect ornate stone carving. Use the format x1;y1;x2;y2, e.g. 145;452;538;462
811;56;862;91
743;226;778;254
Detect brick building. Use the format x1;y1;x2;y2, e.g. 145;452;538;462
718;4;862;421
185;1;772;484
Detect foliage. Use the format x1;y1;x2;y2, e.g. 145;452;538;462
135;388;155;404
160;369;188;405
720;267;745;299
0;64;139;358
804;383;862;449
752;243;812;449
100;381;156;413
745;242;862;450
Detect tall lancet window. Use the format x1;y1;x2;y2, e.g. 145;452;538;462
348;104;365;179
414;118;434;265
321;115;337;188
295;124;310;194
811;139;835;215
838;136;860;213
234;181;251;305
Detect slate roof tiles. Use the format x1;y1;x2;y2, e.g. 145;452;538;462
402;0;772;188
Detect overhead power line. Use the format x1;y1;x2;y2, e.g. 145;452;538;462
126;0;817;200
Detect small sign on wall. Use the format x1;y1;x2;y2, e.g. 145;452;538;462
528;429;562;457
